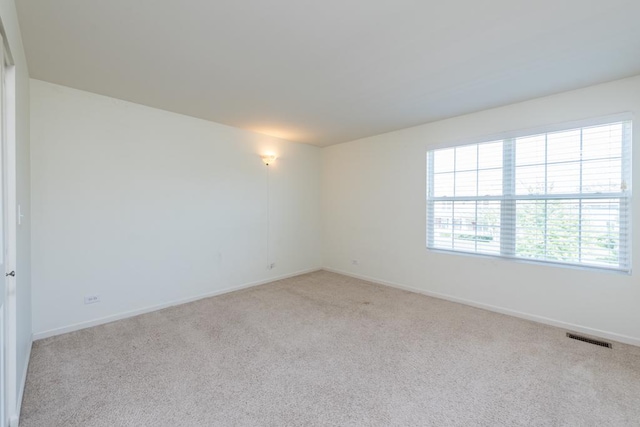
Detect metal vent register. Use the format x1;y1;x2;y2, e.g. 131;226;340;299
566;332;612;349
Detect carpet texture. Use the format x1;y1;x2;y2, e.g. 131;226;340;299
20;271;640;426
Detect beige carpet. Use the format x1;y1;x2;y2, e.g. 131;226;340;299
20;271;640;426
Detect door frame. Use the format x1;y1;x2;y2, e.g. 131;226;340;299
0;28;18;427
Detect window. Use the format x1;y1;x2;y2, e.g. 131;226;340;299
426;118;632;272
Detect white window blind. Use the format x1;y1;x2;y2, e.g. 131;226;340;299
426;119;632;272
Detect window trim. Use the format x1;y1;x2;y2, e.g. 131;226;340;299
426;114;633;274
428;247;631;275
425;113;633;152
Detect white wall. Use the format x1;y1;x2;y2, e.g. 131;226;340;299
0;0;31;415
323;75;640;345
31;79;321;337
29;72;640;347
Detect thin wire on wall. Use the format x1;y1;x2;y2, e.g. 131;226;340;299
266;163;270;269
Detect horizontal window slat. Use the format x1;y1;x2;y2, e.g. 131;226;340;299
429;192;627;201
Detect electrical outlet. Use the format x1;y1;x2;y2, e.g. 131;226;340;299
351;260;359;265
84;295;100;304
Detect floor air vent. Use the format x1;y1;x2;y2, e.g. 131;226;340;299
566;332;612;348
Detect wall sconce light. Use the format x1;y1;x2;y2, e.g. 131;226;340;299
261;154;277;166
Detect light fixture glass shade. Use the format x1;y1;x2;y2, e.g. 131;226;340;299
261;154;276;165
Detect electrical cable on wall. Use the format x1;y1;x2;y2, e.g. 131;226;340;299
261;154;276;270
266;162;270;269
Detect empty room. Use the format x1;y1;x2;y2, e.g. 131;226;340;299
0;0;637;425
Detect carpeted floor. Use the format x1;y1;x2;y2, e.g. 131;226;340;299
20;270;640;426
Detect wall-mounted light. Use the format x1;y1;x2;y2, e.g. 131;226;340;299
261;154;277;166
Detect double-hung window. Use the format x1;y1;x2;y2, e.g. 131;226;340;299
426;117;632;272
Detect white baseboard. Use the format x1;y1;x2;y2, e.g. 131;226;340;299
33;268;321;341
11;335;32;427
323;267;640;348
33;266;640;347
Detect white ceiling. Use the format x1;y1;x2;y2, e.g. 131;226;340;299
17;0;640;146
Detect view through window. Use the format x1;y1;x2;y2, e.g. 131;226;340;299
426;119;632;272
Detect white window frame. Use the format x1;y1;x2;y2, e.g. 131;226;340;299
426;114;633;274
